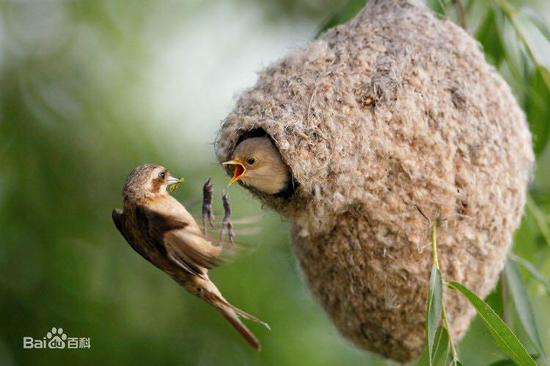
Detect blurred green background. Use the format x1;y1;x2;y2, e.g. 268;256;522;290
0;0;549;365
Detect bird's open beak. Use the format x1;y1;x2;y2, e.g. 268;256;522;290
167;176;184;192
222;159;246;185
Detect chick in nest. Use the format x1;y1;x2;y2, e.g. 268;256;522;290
223;137;293;197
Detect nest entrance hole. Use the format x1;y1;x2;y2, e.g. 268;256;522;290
233;128;299;198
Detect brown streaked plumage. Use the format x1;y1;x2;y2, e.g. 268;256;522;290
223;137;291;196
112;164;268;351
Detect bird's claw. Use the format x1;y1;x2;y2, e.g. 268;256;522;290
202;179;235;246
202;178;215;235
220;192;235;246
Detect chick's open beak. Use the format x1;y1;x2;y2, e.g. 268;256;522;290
167;176;184;192
222;159;246;185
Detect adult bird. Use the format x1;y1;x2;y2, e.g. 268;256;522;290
112;164;268;351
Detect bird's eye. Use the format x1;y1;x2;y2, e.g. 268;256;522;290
159;171;166;179
247;157;256;165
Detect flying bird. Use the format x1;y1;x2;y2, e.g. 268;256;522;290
112;164;268;351
223;137;293;196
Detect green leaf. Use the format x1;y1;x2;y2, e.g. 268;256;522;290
489;354;540;366
427;266;444;364
495;8;525;73
417;266;444;366
449;281;537;366
486;279;505;319
489;359;520;366
316;0;366;37
510;8;550;71
417;326;450;366
465;0;492;35
476;7;506;66
527;195;550;246
526;66;550;155
541;67;550;92
494;1;550;68
417;342;431;366
424;0;446;17
503;260;549;365
509;254;550;296
495;1;550;98
522;7;550;40
432;326;450;366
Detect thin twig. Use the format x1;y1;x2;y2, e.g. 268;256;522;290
415;205;430;222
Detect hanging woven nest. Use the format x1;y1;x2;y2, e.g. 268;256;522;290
215;0;533;361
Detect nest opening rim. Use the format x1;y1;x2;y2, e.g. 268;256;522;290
227;127;300;199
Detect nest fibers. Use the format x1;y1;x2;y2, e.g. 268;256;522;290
215;0;533;361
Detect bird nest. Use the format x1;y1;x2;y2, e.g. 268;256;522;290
215;0;533;361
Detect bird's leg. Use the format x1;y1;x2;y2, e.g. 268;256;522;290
202;178;215;236
219;192;235;246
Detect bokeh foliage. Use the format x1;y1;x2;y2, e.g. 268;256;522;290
0;0;549;365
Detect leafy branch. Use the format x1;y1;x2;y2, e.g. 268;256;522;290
417;210;539;366
416;211;459;366
494;0;550;89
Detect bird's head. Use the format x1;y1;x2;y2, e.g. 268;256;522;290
223;137;290;195
123;164;184;201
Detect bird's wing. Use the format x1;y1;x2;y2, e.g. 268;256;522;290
112;209;127;240
112;208;152;263
164;228;222;271
137;205;222;275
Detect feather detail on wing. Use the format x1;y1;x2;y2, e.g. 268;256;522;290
164;228;222;271
136;204;223;274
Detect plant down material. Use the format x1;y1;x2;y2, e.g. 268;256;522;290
215;0;533;361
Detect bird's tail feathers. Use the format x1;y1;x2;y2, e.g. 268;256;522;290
223;301;271;330
218;306;262;352
207;292;270;352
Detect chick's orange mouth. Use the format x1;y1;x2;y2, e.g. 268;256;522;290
232;164;245;181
